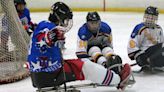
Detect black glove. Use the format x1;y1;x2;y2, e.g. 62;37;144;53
136;53;149;67
106;55;122;74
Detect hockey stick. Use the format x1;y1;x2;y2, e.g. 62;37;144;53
59;48;67;92
130;63;137;67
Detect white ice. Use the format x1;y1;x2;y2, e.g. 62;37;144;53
1;12;164;92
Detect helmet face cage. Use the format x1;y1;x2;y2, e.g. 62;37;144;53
87;20;101;34
143;6;159;27
86;12;101;34
60;18;73;33
144;14;158;27
50;2;73;32
55;13;73;32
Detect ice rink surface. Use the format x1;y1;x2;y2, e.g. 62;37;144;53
1;12;164;92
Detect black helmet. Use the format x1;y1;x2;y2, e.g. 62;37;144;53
86;12;101;22
14;0;26;5
48;2;73;32
48;2;73;23
145;6;159;16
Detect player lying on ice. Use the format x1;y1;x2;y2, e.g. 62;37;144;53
27;2;134;91
127;6;164;72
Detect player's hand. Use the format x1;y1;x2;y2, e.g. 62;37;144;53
47;27;65;42
136;53;149;67
54;28;65;40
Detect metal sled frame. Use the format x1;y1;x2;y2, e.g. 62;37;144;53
31;64;135;92
30;68;77;92
108;64;136;90
35;80;136;92
36;83;97;92
31;71;97;92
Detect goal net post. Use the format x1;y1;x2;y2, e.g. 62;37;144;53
0;0;30;84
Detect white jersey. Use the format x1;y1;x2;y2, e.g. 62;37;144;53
127;23;164;60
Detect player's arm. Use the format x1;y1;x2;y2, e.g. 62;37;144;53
127;25;145;60
102;33;113;48
36;27;64;47
76;36;89;58
158;25;164;43
101;22;113;48
24;8;37;32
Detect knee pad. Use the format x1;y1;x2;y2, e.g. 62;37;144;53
102;47;115;58
88;46;107;65
88;46;102;57
106;55;123;74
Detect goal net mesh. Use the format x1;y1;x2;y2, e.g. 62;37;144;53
0;0;30;84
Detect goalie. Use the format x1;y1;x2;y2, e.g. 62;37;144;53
27;2;134;91
127;6;164;71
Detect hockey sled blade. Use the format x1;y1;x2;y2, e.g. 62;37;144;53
36;83;97;92
118;71;136;91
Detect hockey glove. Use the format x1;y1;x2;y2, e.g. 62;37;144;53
29;22;37;31
136;53;149;67
46;28;65;46
106;55;122;74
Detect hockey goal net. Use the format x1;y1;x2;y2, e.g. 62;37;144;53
0;0;30;84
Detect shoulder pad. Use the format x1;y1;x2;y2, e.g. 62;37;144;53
131;23;146;38
99;22;111;34
78;24;92;40
34;21;56;35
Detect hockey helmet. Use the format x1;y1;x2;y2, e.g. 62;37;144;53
144;6;159;27
86;12;101;34
48;2;73;32
86;12;101;22
14;0;26;5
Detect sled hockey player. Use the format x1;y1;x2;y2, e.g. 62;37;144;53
127;6;164;72
14;0;36;35
27;2;134;91
76;12;122;72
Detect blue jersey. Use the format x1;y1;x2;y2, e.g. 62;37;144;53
76;21;113;58
78;22;111;41
18;8;31;26
28;21;62;72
